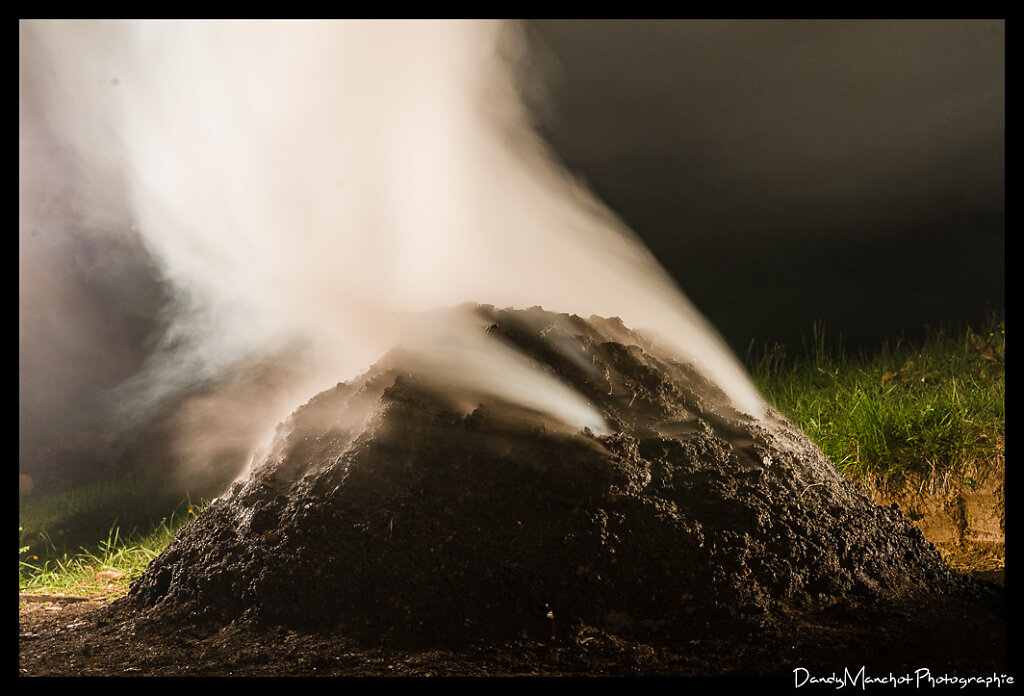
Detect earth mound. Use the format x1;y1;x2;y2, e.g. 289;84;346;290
117;305;973;646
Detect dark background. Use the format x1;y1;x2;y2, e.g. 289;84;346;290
524;19;1004;356
19;19;1005;489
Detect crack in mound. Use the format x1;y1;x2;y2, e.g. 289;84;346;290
117;305;973;645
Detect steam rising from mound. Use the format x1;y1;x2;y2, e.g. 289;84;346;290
21;20;760;486
23;21;974;647
124;307;966;644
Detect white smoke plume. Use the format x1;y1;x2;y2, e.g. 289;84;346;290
20;20;763;483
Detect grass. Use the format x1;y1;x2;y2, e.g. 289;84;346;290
18;466;214;604
18;471;158;554
748;315;1005;486
19;461;229;561
19;502;204;604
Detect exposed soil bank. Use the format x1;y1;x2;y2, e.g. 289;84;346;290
865;462;1005;580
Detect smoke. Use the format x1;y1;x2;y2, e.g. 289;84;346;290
20;20;763;485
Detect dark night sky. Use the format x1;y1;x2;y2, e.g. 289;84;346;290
524;19;1004;355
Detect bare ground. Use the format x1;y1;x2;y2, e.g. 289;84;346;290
18;571;1006;677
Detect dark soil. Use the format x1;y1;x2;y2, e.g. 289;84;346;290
16;586;1008;677
19;306;1008;678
